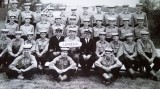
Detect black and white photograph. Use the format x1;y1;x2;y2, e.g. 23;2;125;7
0;0;160;89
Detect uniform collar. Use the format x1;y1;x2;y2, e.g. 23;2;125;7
48;14;53;17
126;41;134;45
40;38;47;41
113;40;120;45
60;14;65;17
12;9;17;12
136;11;142;14
108;26;116;29
25;10;31;13
69;25;77;28
83;12;88;15
96;25;103;28
9;22;15;25
0;37;7;40
40;21;47;24
123;11;129;14
24;24;30;26
99;40;106;44
36;11;41;13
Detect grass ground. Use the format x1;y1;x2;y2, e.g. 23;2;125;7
0;71;159;89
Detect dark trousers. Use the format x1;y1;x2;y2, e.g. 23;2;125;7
93;37;100;42
47;52;60;62
0;49;8;67
96;67;121;80
119;54;140;70
35;50;47;66
69;52;79;67
7;47;20;66
7;35;15;39
105;38;112;43
49;69;76;79
6;68;36;79
21;36;27;41
138;53;160;72
79;54;96;75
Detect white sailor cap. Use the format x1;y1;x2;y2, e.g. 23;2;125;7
41;12;48;16
99;32;106;35
23;44;32;49
15;31;22;34
24;15;32;19
122;4;129;7
27;32;34;35
82;6;89;8
123;18;130;21
59;6;66;10
125;33;133;37
1;29;9;32
84;29;92;33
136;3;143;6
54;15;61;19
140;31;149;35
61;47;69;51
40;29;47;33
55;28;63;32
96;5;102;7
68;28;77;32
112;32;119;36
71;7;77;11
11;0;18;4
9;14;16;18
69;16;77;20
96;18;103;21
83;18;90;22
24;3;31;6
105;47;113;53
108;17;116;21
48;7;54;10
108;5;116;8
136;17;144;20
36;3;42;6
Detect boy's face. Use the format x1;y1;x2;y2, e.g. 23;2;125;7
36;6;42;11
15;34;21;39
25;18;31;23
12;3;17;8
40;33;46;38
24;5;30;10
96;20;102;25
99;34;105;40
126;36;133;42
142;34;149;40
1;32;8;37
61;51;68;57
109;20;115;26
123;6;128;12
96;7;101;12
27;34;33;40
113;35;119;41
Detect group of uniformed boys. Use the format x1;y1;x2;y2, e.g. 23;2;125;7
0;0;160;85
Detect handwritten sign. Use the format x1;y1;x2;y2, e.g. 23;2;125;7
59;41;82;47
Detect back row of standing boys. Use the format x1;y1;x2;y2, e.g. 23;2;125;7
0;0;160;84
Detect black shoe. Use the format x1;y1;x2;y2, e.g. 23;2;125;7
151;76;158;81
130;74;136;80
54;78;61;82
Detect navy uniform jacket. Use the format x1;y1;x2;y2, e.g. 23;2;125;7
48;36;64;52
80;38;96;55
